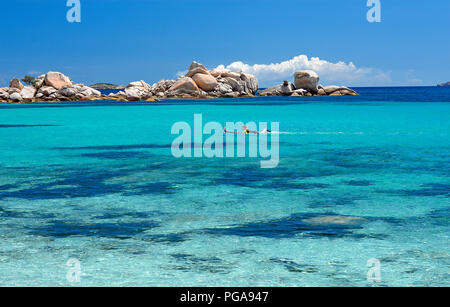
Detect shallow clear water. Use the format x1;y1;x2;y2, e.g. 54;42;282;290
0;87;449;286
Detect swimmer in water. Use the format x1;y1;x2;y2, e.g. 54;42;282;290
242;126;259;134
224;126;240;134
260;128;272;134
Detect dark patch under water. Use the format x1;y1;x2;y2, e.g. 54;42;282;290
213;165;337;190
0;124;59;128
0;164;178;200
269;258;319;273
30;220;159;239
379;183;450;197
79;151;152;160
165;253;232;274
205;213;372;239
54;144;173;151
345;180;372;186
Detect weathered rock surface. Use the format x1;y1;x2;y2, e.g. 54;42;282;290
261;71;357;97
192;73;218;92
260;81;296;96
168;77;200;94
9;92;23;102
1;61;358;103
121;80;153;100
294;70;319;93
20;86;37;99
0;88;9;100
44;72;73;90
9;78;24;90
2;71;105;102
186;62;210;78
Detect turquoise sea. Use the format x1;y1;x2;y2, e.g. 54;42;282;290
0;87;449;286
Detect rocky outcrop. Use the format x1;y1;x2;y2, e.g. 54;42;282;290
259;81;295;96
121;80;153;101
167;77;200;95
44;72;73;90
294;70;319;93
192;73;218;92
20;86;37;99
260;71;357;97
9;78;24;91
149;62;259;99
9;92;23;102
0;61;359;103
1;71;104;103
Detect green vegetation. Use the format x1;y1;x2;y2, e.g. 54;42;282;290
21;75;36;86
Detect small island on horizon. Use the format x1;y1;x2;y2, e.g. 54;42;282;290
437;81;450;87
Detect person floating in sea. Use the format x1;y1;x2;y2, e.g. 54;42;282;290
224;126;271;134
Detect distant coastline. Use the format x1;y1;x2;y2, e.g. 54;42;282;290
437;81;450;87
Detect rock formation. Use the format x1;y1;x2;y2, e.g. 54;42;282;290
115;61;259;101
260;71;358;97
0;62;358;103
0;72;102;103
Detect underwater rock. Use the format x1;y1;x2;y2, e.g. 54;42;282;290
302;215;368;226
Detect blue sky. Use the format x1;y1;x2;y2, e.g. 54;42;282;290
0;0;449;87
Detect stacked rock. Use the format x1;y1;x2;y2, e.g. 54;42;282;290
260;70;358;97
0;72;102;103
112;61;259;101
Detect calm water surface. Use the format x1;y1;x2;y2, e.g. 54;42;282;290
0;87;449;286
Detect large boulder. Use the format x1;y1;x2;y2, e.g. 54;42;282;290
0;88;9;100
124;87;142;101
294;70;319;93
38;86;57;97
20;86;36;99
186;62;210;78
322;85;357;95
80;86;101;97
188;61;207;72
152;79;176;94
168;77;200;94
123;80;153;100
9;92;23;102
214;82;233;94
56;87;77;98
126;80;152;92
221;77;244;93
33;75;45;89
9;78;24;90
192;73;218;92
259;81;295;96
221;70;241;80
281;81;295;95
44;72;73;90
241;73;258;94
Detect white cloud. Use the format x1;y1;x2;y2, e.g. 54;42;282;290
215;54;390;87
